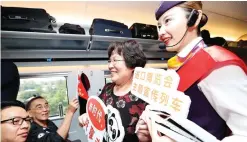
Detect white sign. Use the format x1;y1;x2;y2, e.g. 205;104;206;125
138;105;219;142
104;105;125;142
131;67;191;117
83;96;106;142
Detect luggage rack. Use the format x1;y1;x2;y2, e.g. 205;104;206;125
89;35;175;59
1;31;90;50
1;31;176;60
90;35;163;51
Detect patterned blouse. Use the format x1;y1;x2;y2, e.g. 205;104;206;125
99;83;147;142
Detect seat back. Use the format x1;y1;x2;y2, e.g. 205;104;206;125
1;61;20;101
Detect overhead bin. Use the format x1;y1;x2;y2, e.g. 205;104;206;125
1;31;90;50
89;35;176;59
90;35;163;51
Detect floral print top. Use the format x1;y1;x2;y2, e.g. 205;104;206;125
99;83;147;142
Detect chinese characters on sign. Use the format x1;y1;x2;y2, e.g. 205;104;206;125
131;67;191;117
84;96;107;142
87;97;106;131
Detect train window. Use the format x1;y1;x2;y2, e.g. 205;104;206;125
104;70;112;84
17;76;68;117
105;77;112;84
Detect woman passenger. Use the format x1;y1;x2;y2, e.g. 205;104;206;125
79;40;147;142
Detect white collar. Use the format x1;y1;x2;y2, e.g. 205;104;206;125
177;37;203;58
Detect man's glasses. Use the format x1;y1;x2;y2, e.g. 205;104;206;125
108;59;124;64
1;117;33;125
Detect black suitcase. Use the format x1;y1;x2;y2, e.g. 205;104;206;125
1;6;56;33
129;23;158;40
59;23;85;35
89;18;132;37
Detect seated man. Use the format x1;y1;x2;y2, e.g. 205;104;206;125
1;100;32;142
25;96;79;142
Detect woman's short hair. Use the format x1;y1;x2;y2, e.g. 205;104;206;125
108;40;147;68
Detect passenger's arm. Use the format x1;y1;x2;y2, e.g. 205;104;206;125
57;98;79;139
198;65;247;142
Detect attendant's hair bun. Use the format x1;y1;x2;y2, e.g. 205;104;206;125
199;13;208;28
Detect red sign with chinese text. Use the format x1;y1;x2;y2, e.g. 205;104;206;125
86;97;106;131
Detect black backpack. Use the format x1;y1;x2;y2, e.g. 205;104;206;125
59;23;85;35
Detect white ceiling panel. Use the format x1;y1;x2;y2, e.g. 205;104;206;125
203;1;247;22
1;1;247;40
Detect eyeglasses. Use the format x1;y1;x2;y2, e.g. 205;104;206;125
1;117;33;125
108;59;124;64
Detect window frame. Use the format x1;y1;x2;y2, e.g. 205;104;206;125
18;72;69;119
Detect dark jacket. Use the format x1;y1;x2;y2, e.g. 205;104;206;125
27;120;66;142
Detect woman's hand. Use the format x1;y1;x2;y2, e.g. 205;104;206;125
136;119;152;142
136;118;175;142
78;113;88;127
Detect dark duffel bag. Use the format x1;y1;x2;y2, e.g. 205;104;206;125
129;23;158;40
59;23;85;34
1;6;56;33
89;18;132;37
